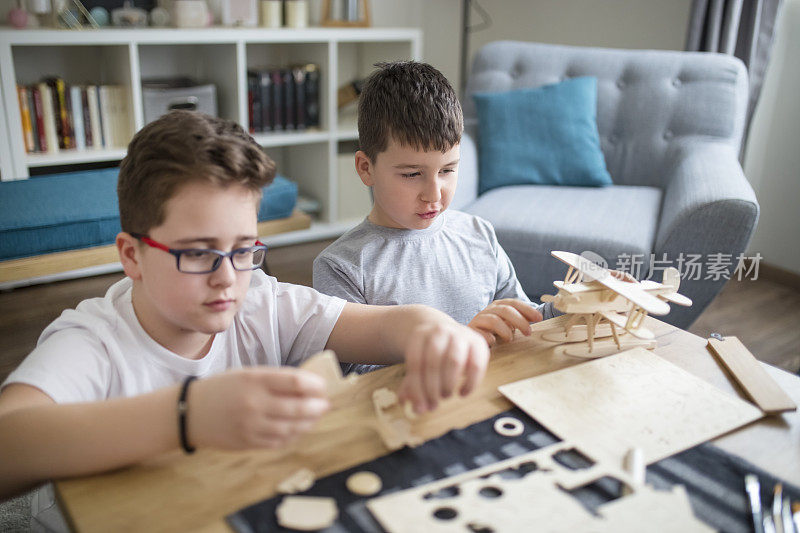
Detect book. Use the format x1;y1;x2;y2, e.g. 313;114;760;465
86;85;102;149
246;71;261;133
292;66;306;130
31;85;47;153
270;69;283;131
70;85;85;150
303;64;320;128
98;85;115;148
26;86;41;152
16;85;35;153
81;86;93;148
258;70;272;132
45;77;74;149
282;69;295;130
37;82;59;153
113;86;131;147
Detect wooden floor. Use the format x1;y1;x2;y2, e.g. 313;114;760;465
1;239;798;383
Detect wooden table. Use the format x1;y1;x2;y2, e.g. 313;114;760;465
55;316;800;532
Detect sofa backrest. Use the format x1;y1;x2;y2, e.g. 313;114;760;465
463;41;748;188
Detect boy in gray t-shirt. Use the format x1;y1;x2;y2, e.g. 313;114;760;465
314;62;555;373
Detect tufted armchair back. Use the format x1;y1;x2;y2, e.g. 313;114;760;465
462;41;749;189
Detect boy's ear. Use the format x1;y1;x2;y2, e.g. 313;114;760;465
354;151;374;187
116;232;143;280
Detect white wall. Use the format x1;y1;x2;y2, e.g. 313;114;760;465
409;0;693;94
742;0;800;275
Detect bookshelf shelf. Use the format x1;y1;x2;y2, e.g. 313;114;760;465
0;27;421;251
26;148;128;167
254;129;330;147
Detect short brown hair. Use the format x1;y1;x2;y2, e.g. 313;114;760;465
357;61;463;161
118;110;276;234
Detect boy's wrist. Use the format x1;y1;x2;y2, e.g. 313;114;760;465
178;376;198;454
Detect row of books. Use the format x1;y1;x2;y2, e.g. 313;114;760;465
16;79;131;154
247;64;321;133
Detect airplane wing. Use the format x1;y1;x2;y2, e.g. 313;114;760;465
658;292;693;306
551;251;670;315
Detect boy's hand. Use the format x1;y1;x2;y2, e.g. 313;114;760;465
189;368;330;450
468;299;543;347
397;322;490;414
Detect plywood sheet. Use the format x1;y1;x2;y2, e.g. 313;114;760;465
499;347;763;465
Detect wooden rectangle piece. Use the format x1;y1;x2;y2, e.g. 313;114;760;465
498;347;763;465
707;336;797;414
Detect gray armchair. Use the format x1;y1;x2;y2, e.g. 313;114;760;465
453;41;759;329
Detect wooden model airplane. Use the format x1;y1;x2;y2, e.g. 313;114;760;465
540;251;692;358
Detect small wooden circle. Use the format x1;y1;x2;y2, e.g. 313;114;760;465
494;416;524;437
346;471;382;496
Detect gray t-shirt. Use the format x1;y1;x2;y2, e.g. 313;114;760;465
313;210;555;325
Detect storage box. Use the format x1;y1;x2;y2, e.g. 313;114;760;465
142;84;217;124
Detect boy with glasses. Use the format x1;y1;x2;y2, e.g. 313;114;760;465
0;110;489;530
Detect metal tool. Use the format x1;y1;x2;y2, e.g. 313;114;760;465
746;474;765;533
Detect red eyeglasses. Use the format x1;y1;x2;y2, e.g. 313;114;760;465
130;233;267;274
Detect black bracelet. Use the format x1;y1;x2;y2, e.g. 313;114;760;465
178;376;198;454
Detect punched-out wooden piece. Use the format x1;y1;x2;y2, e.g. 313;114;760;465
346;471;383;496
371;388;423;451
707;336;797;414
538;251;693;358
493;416;524;437
300;350;358;396
276;468;315;494
275;495;338;531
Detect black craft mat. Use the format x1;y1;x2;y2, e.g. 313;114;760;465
227;408;800;533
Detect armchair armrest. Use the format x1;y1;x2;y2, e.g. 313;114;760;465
451;131;480;210
655;142;759;328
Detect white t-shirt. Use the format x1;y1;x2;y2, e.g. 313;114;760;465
1;270;346;531
3;269;346;403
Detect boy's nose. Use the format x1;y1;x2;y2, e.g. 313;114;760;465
209;256;237;286
421;181;442;203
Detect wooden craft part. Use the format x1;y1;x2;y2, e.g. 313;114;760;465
275;495;338;531
493;416;524;437
346;471;383;496
539;251;692;358
276;468;315;494
707;336;797;415
300;350;358;396
367;440;712;533
371;388;423;451
622;447;645;495
498;347;763;465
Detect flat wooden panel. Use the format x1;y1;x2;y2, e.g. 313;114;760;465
0;210;311;284
498;348;763;465
53;316;800;533
708;336;796;414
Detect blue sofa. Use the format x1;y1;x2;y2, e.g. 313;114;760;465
452;41;759;329
0;168;299;261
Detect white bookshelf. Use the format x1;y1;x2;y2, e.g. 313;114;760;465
0;27;421;244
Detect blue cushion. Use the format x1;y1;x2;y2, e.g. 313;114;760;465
472;77;613;194
0;169;298;260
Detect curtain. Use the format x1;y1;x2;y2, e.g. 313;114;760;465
686;0;783;149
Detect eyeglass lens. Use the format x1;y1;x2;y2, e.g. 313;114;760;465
178;248;266;273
